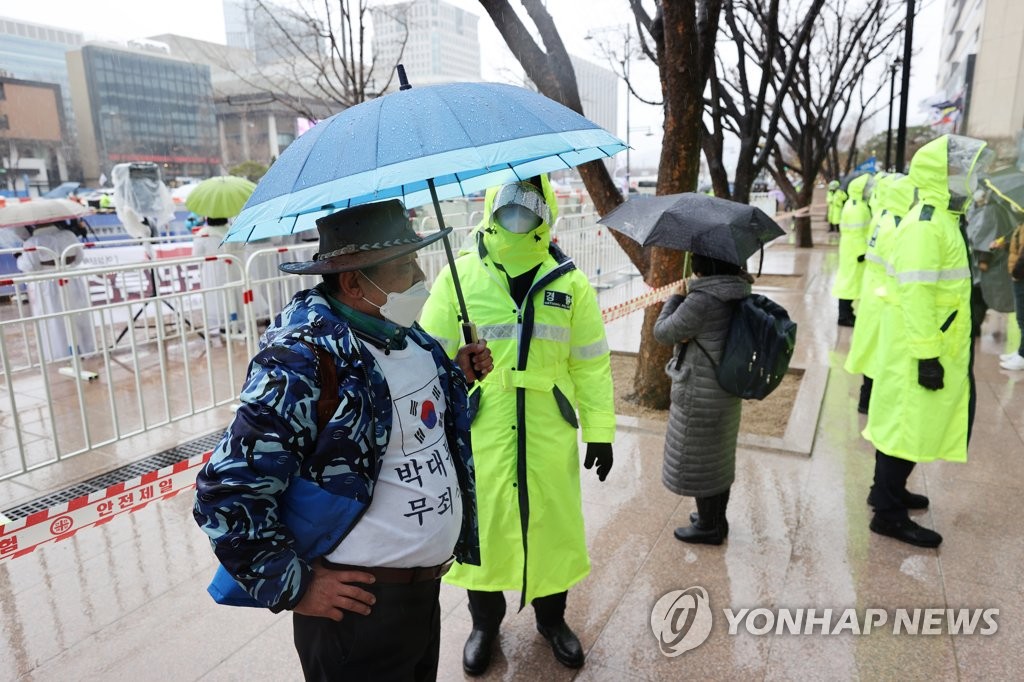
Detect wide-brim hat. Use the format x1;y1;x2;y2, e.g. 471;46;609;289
279;199;451;275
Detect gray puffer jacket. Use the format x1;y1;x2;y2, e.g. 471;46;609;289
653;274;752;497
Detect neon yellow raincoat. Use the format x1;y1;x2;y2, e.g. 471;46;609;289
864;135;993;462
420;175;615;605
844;174;914;378
832;174;873;300
828;186;847;226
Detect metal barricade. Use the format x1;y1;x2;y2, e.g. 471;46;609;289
241;242;319;356
0;254;249;480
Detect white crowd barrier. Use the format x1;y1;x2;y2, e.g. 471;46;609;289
0;204;644;479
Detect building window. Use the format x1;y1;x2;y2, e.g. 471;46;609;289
0;82;5;100
0;114;8;130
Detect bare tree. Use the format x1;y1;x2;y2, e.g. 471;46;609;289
479;0;721;408
701;0;826;203
766;0;906;247
214;0;411;120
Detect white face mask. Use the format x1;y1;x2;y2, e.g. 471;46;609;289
362;273;430;328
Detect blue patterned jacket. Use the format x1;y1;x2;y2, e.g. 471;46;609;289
193;286;480;612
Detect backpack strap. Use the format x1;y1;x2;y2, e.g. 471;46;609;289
692;338;718;369
299;341;340;433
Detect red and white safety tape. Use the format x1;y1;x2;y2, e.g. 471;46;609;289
600;279;685;325
0;452;212;561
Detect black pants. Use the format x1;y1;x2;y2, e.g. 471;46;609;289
467;589;567;632
293;579;441;682
870;450;916;521
838;299;856;324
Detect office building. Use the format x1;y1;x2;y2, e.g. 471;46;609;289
937;0;1024;156
149;33;337;169
371;0;480;89
0;16;82;177
223;0;324;66
571;56;618;142
66;42;220;184
0;76;68;193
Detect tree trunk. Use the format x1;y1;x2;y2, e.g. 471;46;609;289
794;180;816;247
630;0;704;404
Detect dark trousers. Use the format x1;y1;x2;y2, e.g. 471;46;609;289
293;579;441;682
858;376;873;412
838;299;856;323
467;589;567;632
870;450;916;521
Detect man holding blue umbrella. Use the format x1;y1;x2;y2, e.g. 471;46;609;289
194;200;493;681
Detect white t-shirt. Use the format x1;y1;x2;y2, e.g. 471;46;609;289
325;340;463;568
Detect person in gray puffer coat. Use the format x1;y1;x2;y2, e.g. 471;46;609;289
654;253;754;545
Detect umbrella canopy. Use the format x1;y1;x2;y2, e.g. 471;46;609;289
226;79;625;242
172;182;200;204
0;198;93;228
984;167;1024;214
597;193;786;266
186;176;257;219
839;170;868;192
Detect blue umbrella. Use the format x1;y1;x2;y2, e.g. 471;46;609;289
227;66;625;342
227;73;624;242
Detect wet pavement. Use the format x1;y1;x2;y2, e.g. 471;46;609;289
2;221;1023;680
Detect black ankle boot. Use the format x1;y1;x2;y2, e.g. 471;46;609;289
536;620;584;668
463;628;498;676
677;493;727;545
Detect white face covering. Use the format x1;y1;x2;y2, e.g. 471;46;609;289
362;273;430;328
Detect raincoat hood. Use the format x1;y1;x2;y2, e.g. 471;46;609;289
848;173;871;202
884;174;917;219
480;173;559;277
909;134;994;215
828;180;840;190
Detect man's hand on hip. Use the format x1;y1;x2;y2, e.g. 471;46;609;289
455;340;493;383
293;560;376;622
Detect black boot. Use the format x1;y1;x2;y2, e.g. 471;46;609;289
536;621;584;669
464;590;504;676
866;450;929;510
676;493;726;545
867;452;941;547
463;628;498;676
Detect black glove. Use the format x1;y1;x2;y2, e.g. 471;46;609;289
584;442;614;482
856;254;866;263
918;358;944;390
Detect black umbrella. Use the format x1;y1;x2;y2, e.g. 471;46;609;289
984;167;1024;213
839;170;868;192
597;193;786;267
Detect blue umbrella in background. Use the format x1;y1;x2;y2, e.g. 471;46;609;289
227;66;626;341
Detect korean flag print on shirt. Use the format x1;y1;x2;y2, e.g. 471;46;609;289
326;341;463;568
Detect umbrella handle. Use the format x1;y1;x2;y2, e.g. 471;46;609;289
427;178;476;344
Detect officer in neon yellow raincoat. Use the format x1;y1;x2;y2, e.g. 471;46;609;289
844;173;910;413
420;174;615;674
863;134;993;548
827;180;845;232
832;173;873;326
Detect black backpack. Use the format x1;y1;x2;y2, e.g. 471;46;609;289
694;294;798;400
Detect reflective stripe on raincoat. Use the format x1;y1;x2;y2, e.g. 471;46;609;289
832;174;873;299
863;135;988;462
420;175;615;604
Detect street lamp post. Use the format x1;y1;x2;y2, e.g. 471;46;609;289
884;58;901;171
